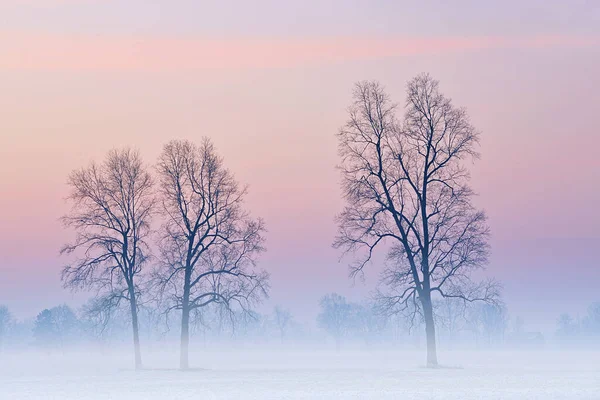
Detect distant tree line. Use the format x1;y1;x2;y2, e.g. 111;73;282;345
3;296;597;356
556;303;600;344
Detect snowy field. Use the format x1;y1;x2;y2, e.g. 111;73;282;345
1;349;598;399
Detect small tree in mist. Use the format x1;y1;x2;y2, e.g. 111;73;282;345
556;313;579;341
61;149;154;369
155;139;269;370
78;297;131;347
33;309;57;350
273;306;292;344
352;301;388;346
0;306;12;353
317;293;352;350
33;306;80;352
467;302;507;347
436;298;467;347
335;75;498;367
49;305;81;350
582;302;600;336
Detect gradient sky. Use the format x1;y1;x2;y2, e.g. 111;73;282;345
1;1;599;332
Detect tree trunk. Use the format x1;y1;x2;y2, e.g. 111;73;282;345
421;293;438;368
129;291;143;370
180;273;191;370
180;304;190;370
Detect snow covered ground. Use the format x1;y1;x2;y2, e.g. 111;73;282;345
1;349;598;399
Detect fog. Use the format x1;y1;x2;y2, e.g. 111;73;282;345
1;299;599;399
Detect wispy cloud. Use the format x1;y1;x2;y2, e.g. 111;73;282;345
1;34;598;72
3;0;105;4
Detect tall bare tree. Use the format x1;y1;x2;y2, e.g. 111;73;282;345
61;149;153;370
335;74;497;367
156;139;269;370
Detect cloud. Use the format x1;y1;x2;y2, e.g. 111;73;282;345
0;34;598;72
3;0;105;4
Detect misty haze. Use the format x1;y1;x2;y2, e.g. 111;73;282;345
1;1;599;399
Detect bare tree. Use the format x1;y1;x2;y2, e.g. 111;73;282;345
156;138;269;370
556;313;579;342
582;302;600;336
0;306;12;353
79;296;122;346
317;293;352;350
50;305;81;351
61;149;154;369
334;74;498;367
435;297;467;347
467;302;507;347
351;301;387;346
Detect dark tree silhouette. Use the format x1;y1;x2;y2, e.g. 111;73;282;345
334;74;498;367
61;148;154;369
156;138;269;370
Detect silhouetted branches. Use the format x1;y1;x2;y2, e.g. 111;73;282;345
155;138;269;369
335;75;497;367
61;148;153;369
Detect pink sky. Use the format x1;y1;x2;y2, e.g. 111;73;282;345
0;1;599;331
1;33;598;71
